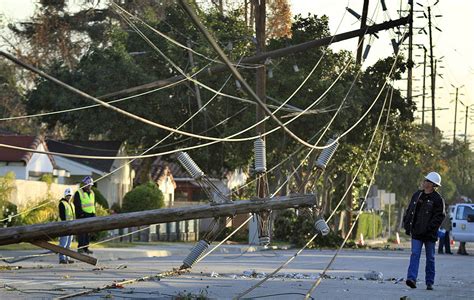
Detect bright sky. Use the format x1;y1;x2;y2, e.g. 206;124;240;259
1;0;473;142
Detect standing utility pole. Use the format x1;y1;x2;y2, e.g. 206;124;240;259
406;0;414;106
428;6;436;137
422;46;427;125
356;0;370;64
465;106;469;144
255;0;267;198
453;87;460;145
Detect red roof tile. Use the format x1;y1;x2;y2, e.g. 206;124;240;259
0;135;43;164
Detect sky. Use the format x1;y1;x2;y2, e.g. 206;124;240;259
1;0;473;143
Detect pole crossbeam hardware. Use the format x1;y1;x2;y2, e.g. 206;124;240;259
176;151;231;204
100;16;410;99
0;195;316;246
176;151;232;269
30;240;97;266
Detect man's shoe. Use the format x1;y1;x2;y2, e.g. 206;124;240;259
427;284;433;290
406;279;417;289
85;249;94;255
78;248;86;254
59;260;68;264
446;252;453;255
438;251;444;254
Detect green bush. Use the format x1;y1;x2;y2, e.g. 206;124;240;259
1;201;18;227
92;187;109;209
19;198;58;225
121;182;164;213
356;212;383;239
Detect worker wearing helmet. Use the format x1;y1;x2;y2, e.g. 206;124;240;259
73;176;96;255
403;172;445;291
58;187;75;264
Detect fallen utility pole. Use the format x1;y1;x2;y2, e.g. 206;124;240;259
100;16;409;99
0;195;315;246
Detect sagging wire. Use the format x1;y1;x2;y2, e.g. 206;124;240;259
304;86;394;299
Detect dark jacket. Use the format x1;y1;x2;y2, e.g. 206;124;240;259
403;190;445;242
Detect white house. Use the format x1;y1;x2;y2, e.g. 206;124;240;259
0;135;69;181
47;140;134;208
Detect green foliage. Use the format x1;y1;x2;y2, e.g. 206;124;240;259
122;182;164;213
356;212;383;239
1;201;18;227
0;172;16;213
19;199;58;225
39;173;53;188
92;187;109;209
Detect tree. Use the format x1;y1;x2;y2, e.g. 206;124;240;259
122;182;164;213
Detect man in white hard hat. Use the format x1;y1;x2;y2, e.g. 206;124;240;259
58;187;75;264
403;172;445;291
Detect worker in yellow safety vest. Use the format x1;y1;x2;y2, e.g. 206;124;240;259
58;187;75;264
73;176;95;254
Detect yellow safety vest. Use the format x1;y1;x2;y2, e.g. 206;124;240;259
60;199;75;221
78;189;95;214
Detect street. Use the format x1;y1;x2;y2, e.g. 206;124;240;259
1;244;473;299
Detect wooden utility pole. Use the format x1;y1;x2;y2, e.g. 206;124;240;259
428;6;436;137
255;0;267;198
0;195;315;246
186;40;203;109
406;0;414;107
422;46;427;125
356;0;370;64
349;0;369;237
453;87;459;145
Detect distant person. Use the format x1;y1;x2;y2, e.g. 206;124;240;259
457;242;469;255
438;211;453;254
58;188;75;264
403;172;445;290
74;176;95;254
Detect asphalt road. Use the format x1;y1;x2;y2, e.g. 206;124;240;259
0;244;473;299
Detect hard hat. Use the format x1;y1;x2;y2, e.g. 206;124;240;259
64;188;72;197
425;172;441;187
82;176;94;186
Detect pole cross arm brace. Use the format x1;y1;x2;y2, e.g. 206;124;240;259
30;240;98;265
0;195;316;246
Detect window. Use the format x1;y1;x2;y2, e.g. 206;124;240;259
456;206;474;220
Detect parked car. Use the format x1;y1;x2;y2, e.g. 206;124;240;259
451;203;474;242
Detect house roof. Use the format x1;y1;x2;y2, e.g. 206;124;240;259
46;140;123;172
0;135;52;165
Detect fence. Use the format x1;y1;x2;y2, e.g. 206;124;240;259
8;180;77;208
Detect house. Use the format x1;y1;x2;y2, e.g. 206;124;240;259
0;135;69;181
46;140;134;208
0;135;73;207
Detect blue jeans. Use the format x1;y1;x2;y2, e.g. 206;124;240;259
59;235;73;261
407;238;436;285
